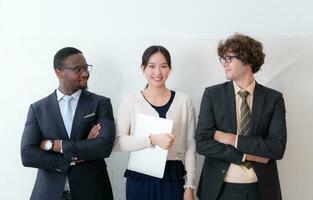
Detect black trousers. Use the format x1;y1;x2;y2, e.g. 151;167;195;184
218;182;260;200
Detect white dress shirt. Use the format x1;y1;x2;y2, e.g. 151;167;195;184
56;88;82;191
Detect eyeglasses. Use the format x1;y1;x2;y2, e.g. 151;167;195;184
219;55;240;64
59;65;93;74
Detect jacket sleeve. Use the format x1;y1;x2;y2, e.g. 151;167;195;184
62;98;116;160
196;89;243;164
21;105;71;173
183;97;196;188
237;94;287;160
113;95;151;152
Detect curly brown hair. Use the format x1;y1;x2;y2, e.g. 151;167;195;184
217;33;265;73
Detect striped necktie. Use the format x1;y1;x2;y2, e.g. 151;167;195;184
238;90;252;169
239;90;251;136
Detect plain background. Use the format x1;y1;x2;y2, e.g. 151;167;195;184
0;0;312;199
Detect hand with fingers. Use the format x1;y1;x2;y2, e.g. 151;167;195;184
183;188;194;200
213;130;236;146
150;133;174;149
246;154;269;164
87;123;101;139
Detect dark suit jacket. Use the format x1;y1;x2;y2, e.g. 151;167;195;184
196;81;287;200
21;89;116;200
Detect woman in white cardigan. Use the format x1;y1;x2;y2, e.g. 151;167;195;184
114;46;196;200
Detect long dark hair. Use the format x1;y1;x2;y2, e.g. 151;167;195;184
141;45;172;70
141;45;172;89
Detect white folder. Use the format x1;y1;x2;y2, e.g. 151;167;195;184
127;113;173;178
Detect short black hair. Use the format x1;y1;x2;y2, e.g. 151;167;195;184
53;47;82;69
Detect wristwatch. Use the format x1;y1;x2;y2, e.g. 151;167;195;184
44;140;53;151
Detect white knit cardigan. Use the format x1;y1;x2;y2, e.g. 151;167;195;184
114;91;196;188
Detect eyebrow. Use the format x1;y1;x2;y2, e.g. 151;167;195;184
72;65;88;68
147;62;168;65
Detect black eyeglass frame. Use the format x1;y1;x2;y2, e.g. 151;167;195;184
219;55;240;64
59;65;93;73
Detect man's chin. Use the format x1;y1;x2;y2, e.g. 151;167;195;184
79;85;88;90
225;74;234;81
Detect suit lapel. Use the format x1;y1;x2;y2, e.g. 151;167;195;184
71;90;92;139
225;81;237;132
251;82;265;136
48;90;70;139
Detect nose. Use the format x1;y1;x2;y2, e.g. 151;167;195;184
154;67;162;74
221;60;229;67
81;70;90;78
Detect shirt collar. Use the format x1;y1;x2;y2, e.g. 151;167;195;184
56;89;82;102
233;80;256;95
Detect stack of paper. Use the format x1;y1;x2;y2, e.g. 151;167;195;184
127;114;173;178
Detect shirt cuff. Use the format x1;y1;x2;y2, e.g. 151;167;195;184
235;135;239;148
60;140;63;154
183;185;196;190
242;154;246;162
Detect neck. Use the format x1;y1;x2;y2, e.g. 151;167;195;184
234;75;255;90
58;85;77;96
142;85;171;106
143;85;169;98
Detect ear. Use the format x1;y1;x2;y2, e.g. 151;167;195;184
140;65;145;73
55;68;63;79
247;64;253;72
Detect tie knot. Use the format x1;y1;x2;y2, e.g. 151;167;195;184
63;95;73;102
238;90;249;99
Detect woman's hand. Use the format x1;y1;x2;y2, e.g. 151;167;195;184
184;188;194;200
87;123;101;139
150;134;174;149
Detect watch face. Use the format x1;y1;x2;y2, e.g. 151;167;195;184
44;140;52;150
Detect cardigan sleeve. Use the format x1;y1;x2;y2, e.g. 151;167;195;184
183;96;197;189
113;94;152;152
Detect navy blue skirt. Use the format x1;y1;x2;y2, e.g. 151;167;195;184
124;160;186;200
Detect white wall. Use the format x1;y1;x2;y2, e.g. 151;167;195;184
0;0;312;199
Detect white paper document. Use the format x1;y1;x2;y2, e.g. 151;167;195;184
127;113;173;178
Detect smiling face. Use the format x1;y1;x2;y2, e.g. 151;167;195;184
221;52;252;82
55;53;90;94
142;52;171;89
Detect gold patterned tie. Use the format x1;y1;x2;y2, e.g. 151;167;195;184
238;90;252;169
